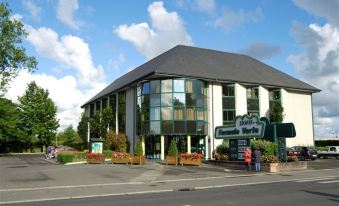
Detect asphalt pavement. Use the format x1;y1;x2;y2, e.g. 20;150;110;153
0;154;339;205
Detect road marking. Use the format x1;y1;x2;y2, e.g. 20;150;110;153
317;179;339;184
295;177;337;182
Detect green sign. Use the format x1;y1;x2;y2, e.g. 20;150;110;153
215;115;266;139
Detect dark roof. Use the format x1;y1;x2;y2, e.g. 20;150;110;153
82;45;320;107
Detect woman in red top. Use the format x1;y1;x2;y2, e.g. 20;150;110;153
244;147;252;171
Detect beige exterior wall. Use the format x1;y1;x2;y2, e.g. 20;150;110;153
259;86;269;118
125;87;136;153
281;89;314;147
235;83;247;116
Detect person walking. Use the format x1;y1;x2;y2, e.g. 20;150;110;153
244;147;252;171
253;147;261;172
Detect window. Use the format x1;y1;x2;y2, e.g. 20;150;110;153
162;107;173;120
150;107;161;120
186;93;195;107
161;79;172;93
150;121;160;134
247;87;259;116
269;89;281;108
142;82;150;95
174;107;185;120
150;94;161;106
222;84;235;96
162;121;173;133
174;121;185;133
186;80;194;93
173;79;185;92
150;80;161;93
186;107;195;120
222;84;236;125
173;93;185;106
161;93;172;106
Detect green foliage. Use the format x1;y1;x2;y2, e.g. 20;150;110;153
90;111;101;138
168;140;178;157
261;155;278;163
216;142;230;155
115;133;127;153
315;146;326;151
287;156;299;162
104;129;116;150
57;125;81;146
0;2;38;95
103;150;113;158
134;139;143;156
77;112;89;147
269;101;284;123
18;81;59;151
100;107;114;138
251;139;278;156
57;152;74;163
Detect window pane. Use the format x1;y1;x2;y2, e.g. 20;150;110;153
142;95;149;108
187;121;196;134
150;94;160;106
174;121;185;133
186;80;194;93
228;110;235;121
162;121;173;134
173;79;185;92
150;80;161;93
150;107;161;120
141;121;149;134
247;99;259;111
196;95;204;107
186;107;195;120
173;93;185;106
150;121;160;134
229;86;235;96
161;93;172;106
137;85;141;96
141;107;149;121
197;108;204;120
223;98;235;109
196;80;204;94
186;93;195;106
162;107;173;120
161;79;172;93
197;121;204;134
174;107;185;120
142;82;150;95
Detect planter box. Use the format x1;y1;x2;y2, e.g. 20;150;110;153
130;155;145;165
180;158;202;166
87;158;105;164
111;156;130;164
261;161;307;173
165;156;178;165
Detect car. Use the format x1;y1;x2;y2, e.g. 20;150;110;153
287;146;317;160
54;145;78;156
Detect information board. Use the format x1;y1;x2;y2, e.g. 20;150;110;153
229;138;250;161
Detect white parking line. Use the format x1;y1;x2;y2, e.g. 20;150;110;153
317;179;339;184
295;177;337;182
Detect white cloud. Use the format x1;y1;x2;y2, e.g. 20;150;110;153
5;70;102;131
114;1;193;60
56;0;83;29
10;13;23;21
214;7;263;31
25;25;105;89
293;0;339;28
194;0;215;14
23;0;41;21
239;42;281;60
288;22;339;138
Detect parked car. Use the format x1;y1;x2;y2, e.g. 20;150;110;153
317;146;339;159
54;146;78;156
287;146;317;160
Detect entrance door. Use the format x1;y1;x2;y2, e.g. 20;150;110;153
145;135;161;159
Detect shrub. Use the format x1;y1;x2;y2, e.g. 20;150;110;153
57;152;74;163
168;140;178;157
116;133;127;153
251;140;278;156
103;150;113;159
180;152;203;159
104;130;116;150
134;139;143;156
216;142;230;156
261;155;278;163
287;156;299;162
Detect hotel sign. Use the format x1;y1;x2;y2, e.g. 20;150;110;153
215;115;266;139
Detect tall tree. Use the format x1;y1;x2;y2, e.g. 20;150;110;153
0;2;37;95
269;101;284;123
100;107;114;139
62;125;80;146
90;111;101;139
77;112;89;147
18;81;59;151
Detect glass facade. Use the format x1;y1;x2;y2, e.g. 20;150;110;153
222;84;236;125
247;87;259;116
137;78;208;136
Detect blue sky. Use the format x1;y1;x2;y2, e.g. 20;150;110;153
4;0;339;139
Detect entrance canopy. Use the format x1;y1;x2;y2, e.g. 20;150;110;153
215;115;266;139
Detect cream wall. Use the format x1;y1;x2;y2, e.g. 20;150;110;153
259;86;269;118
125;88;136;153
281;89;314;147
208;83;223;158
235;83;247;116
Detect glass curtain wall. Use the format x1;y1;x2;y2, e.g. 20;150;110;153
118;91;126;133
137;78;208;136
222;84;236;125
247;87;259;116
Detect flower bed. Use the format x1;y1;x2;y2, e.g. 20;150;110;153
111;152;130;164
86;153;105;164
179;153;203;166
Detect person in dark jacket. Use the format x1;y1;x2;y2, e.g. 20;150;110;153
253;147;261;172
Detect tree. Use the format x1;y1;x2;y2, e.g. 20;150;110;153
104;129;116;150
100;107;114;139
0;2;37;95
18;81;59;151
90;111;100;138
61;125;80;146
134;138;143;156
269;101;284;123
168;140;178;157
77;112;89;147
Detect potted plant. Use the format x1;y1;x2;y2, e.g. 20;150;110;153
130;139;145;165
179;152;203;166
111;152;130;164
86;152;105;164
165;140;178;165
